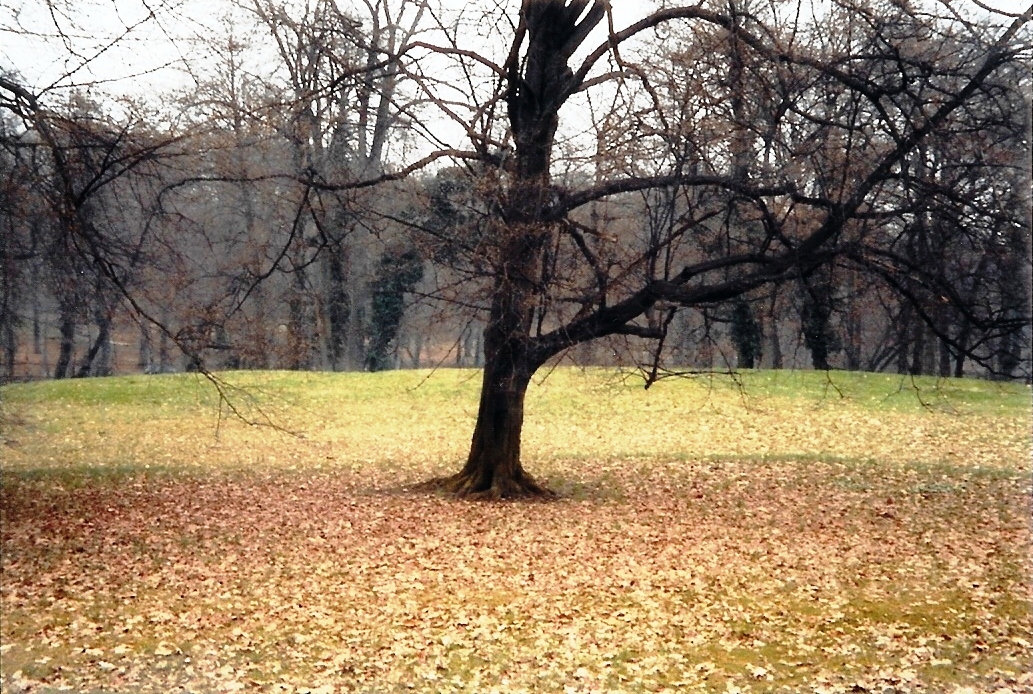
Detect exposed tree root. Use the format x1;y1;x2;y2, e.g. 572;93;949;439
414;471;556;500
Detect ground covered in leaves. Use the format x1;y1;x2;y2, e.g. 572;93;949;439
1;369;1030;693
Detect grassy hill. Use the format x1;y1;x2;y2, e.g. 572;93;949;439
1;369;1031;693
2;368;1029;483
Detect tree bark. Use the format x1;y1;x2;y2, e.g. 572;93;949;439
424;355;552;499
423;221;556;498
421;1;608;497
54;301;76;379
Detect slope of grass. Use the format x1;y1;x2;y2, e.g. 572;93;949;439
1;368;1030;693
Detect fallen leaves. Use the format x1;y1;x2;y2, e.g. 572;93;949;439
2;457;1030;693
2;370;1031;692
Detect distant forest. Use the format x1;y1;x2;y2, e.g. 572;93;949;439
2;0;1030;383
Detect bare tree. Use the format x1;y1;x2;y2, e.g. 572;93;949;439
397;0;1032;497
0;78;186;378
245;0;428;370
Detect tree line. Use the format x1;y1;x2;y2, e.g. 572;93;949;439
2;0;1030;492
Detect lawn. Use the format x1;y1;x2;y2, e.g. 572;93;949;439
1;368;1030;693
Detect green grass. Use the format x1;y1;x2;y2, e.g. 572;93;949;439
4;366;1027;414
1;367;1029;494
653;367;1029;413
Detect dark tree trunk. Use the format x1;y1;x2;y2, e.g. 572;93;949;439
158;307;171;372
324;239;350;371
32;290;41;355
2;317;14;383
426;354;551;498
895;303;912;375
766;292;783;369
76;312;111;377
953;326;970;378
54;303;76;379
938;336;952;378
424;220;556;498
801;294;834;371
909;322;928;375
730;297;761;369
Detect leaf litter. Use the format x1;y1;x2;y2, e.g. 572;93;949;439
1;371;1030;693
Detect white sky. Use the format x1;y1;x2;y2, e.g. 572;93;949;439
0;0;656;97
3;0;1028;102
1;0;1028;168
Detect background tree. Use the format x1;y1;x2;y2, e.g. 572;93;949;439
0;78;183;378
729;297;762;369
366;242;424;371
246;0;427;371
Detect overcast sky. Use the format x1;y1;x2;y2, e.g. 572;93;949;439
0;0;654;97
1;0;1028;102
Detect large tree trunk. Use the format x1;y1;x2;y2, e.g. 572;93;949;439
424;223;555;498
426;355;552;499
423;0;606;499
